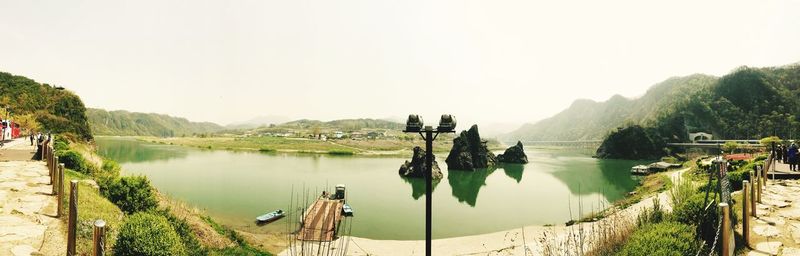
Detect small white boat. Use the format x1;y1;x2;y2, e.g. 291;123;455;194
631;165;650;175
256;209;285;223
342;204;353;217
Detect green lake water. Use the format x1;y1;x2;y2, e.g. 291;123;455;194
95;137;644;240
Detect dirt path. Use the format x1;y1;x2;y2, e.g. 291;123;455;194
0;139;66;255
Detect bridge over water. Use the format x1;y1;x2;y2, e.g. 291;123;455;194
518;140;602;149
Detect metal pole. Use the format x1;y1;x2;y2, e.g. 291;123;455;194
57;164;64;217
424;126;433;256
68;180;78;256
721;202;732;256
93;219;106;256
742;181;750;246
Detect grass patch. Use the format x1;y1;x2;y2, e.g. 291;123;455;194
615;173;673;208
200;216;272;256
63;169;125;255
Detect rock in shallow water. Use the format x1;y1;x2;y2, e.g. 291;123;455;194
445;125;497;170
398;146;443;179
497;141;528;164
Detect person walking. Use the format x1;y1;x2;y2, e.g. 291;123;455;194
789;143;799;172
778;144;785;163
29;133;34;146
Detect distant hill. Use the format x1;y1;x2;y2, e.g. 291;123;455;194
0;72;93;140
87;108;224;137
503;62;800;159
503;74;716;142
226;115;291;129
259;118;404;131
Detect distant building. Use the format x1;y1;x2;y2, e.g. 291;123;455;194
689;132;713;142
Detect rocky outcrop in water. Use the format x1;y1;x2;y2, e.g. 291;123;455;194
497;141;528;164
399;146;443;179
445;125;497;170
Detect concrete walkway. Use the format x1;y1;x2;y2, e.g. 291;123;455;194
0;138;66;255
745;177;800;256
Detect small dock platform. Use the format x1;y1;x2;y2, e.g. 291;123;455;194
298;198;344;241
769;162;800;179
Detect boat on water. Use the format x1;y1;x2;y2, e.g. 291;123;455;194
342;203;353;217
256;209;285;223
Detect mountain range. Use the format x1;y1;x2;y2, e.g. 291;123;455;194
503;63;800;143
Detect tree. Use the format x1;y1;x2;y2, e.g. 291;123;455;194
760;136;782;148
722;141;739;154
14;114;41;133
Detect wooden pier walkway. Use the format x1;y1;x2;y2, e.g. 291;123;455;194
298;199;343;242
768;161;800;179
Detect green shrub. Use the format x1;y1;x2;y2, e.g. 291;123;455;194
617;221;699;256
328;150;354;155
54;139;70;152
104;176;158;214
155;209;207;256
636;198;666;226
672;193;718;246
96;159;122;192
727;170;750;190
57;150;96;174
114;212;187;256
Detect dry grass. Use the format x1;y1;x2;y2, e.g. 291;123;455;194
538;201;639;256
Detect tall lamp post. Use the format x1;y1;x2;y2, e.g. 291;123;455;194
403;114;456;256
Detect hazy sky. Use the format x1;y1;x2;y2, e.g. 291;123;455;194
1;0;799;129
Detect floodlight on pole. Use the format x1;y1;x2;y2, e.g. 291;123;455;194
402;113;456;256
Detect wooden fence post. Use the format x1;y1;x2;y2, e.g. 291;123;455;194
67;180;78;256
721;202;732;256
742;181;750;246
57;164;64;218
757;168;762;203
764;156;770;187
52;156;59;194
93;219;106;256
750;171;757;218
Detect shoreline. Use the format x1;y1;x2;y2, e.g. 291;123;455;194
95;135;594;157
275;168;688;255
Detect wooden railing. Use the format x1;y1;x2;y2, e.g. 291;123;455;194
42;137;106;256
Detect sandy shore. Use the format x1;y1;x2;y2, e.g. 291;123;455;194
276;169;687;256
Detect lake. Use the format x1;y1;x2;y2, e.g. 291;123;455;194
95;137;644;240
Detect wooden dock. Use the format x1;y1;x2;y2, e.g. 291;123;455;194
769;161;800;179
297;199;344;241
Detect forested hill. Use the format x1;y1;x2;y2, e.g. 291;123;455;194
503;74;716;141
272;118;404;130
504;63;800;144
87;108;224;137
0;72;93;140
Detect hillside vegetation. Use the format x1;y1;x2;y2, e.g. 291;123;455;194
507;64;800;144
87;108;224;137
273;118;404;131
0;72;94;140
